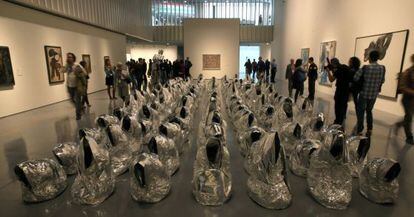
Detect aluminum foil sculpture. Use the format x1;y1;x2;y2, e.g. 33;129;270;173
52;142;79;175
71;136;115;205
238;126;266;157
106;124;133;176
247;132;292;209
346;136;371;177
147;135;180;176
280;122;303;156
95;114;119;129
15;159;67;203
129;153;171;203
289;139;321;177
160;122;185;154
359;158;400;204
303;113;325;141
275;97;296;130
192;137;232;206
121;115;147;148
259;105;276;130
307;131;352;210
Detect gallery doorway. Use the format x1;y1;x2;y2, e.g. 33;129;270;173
239;45;260;79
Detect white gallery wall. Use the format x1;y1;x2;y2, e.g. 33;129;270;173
271;0;414;116
0;1;126;118
127;44;178;62
184;19;240;79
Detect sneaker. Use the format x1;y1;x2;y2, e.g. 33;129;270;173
406;137;414;145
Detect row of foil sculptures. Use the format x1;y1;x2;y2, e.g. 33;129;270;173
15;78;201;204
193;81;232;206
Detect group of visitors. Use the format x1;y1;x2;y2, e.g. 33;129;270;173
244;57;277;83
284;52;414;145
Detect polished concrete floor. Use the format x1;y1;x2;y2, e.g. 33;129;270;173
0;81;413;217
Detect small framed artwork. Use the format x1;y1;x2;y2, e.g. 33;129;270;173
44;46;64;84
319;41;337;87
0;46;15;87
82;54;92;74
301;48;310;70
203;54;221;70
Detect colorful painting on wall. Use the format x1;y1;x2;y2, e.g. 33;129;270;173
203;54;221;70
0;46;15;87
44;46;64;84
318;41;336;86
82;54;92;74
354;30;409;99
301;48;310;69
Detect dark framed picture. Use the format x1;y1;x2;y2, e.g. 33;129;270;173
82;54;92;74
0;46;15;87
354;30;409;99
202;54;221;70
44;46;64;84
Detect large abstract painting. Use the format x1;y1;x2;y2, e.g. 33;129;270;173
319;41;336;86
203;54;221;70
354;30;409;99
44;46;64;84
82;54;92;74
0;46;15;87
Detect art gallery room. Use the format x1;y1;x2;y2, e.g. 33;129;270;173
1;0;414;216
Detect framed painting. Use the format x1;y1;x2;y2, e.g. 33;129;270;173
354;30;409;99
318;41;336;87
301;48;310;69
203;54;221;70
82;54;92;74
44;46;64;84
0;46;15;87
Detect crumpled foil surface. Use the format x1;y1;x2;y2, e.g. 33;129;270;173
15;158;67;203
52;142;79;175
130;153;171;203
359;158;400;204
71;136;115;205
289;139;321;177
149;135;180;176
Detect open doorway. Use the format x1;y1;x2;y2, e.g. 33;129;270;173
239;45;260;79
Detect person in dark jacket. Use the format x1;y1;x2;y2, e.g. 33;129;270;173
307;57;318;101
252;59;258;82
285;59;295;97
257;57;266;83
265;59;271;83
292;59;306;103
244;59;252;80
328;58;353;126
348;57;361;111
142;59;148;91
270;59;277;83
185;57;193;80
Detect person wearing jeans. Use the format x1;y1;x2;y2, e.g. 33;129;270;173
354;51;385;136
395;54;414;145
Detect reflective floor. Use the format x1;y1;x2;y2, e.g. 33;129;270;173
0;81;413;217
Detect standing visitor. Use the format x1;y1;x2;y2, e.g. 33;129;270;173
265;59;271;83
285;59;295;97
179;59;185;79
115;62;130;102
395;54;414;145
185;57;193;80
349;57;361;111
143;59;148;91
327;58;352;126
252;59;258;82
307;57;318;101
104;58;116;99
258;57;266;83
79;60;91;107
354;51;385;136
62;53;87;120
270;59;277;83
173;59;180;78
292;59;306;103
244;59;252;80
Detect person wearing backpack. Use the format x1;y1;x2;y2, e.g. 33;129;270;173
327;58;353;126
394;54;414;145
353;51;385;136
292;59;306;103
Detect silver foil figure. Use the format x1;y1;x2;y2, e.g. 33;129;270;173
147;135;180;176
274;97;296;130
289;139;321;177
303;113;325;141
307;132;352;210
52;142;79;175
346;136;371;177
238;126;266;157
71;136;115;205
359;158;401;204
121;115;147;152
15;159;67;203
129;153;171;203
95;114;119;129
159;122;185;154
193;137;232;206
106;124;133;176
280;122;303;156
247;132;292;209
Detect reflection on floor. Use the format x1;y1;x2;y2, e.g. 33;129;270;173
0;81;413;217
